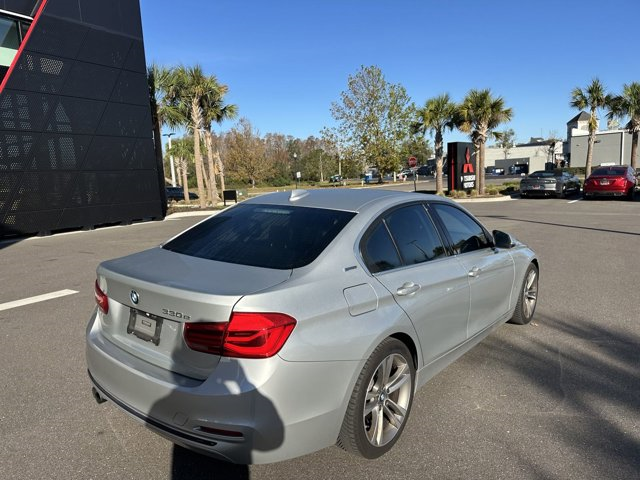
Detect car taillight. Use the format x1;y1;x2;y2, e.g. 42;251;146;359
94;280;109;314
183;312;296;359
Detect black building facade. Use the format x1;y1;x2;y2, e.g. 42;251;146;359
0;0;165;238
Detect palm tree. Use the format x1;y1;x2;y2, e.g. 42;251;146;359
201;81;237;194
570;78;614;177
608;82;640;170
457;89;513;194
147;64;184;189
412;94;457;195
170;65;221;207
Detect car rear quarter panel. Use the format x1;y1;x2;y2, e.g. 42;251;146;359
235;265;418;364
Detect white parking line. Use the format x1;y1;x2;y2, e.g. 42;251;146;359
0;289;79;312
568;199;581;204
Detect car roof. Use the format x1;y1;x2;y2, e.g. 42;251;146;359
243;188;449;213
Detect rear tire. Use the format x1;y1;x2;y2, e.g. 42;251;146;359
338;338;415;459
509;263;539;325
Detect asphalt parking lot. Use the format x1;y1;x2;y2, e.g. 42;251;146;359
1;195;639;480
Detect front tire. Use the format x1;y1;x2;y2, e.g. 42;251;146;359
338;338;415;459
509;263;539;325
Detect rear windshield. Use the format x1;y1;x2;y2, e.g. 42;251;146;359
591;167;626;176
163;203;356;269
529;171;555;178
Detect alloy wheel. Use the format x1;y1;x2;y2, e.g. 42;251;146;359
363;353;412;447
523;268;538;319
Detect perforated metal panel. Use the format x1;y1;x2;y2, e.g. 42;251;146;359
0;0;165;238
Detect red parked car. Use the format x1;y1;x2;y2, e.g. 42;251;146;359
583;165;637;200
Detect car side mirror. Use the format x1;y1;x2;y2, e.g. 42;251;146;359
492;230;517;249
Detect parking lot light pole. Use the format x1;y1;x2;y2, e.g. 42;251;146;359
293;153;300;189
163;132;176;187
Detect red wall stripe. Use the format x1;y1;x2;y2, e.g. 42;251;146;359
0;0;50;95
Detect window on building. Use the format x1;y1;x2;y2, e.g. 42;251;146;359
0;13;32;82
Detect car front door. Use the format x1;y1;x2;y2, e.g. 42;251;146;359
361;203;470;366
430;203;515;337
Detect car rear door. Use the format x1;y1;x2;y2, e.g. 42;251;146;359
361;203;470;365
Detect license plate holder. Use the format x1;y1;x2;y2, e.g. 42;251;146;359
127;308;163;345
600;179;610;185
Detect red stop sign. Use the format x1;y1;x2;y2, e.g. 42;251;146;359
408;156;417;167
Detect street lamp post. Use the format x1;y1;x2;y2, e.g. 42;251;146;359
163;132;176;187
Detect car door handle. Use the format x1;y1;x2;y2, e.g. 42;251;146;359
468;266;481;278
397;282;421;296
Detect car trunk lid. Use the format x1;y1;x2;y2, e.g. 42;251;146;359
96;247;291;380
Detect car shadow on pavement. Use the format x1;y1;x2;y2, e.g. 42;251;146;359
171;446;249;480
149;338;284;479
480;313;640;478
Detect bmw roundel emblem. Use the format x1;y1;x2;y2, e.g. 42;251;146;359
130;290;139;305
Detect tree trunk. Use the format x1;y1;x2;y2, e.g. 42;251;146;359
585;108;597;178
204;131;219;203
586;131;595;178
215;149;226;192
181;159;190;203
192;99;206;208
631;130;638;171
201;156;212;199
176;163;182;187
478;141;486;195
435;129;444;195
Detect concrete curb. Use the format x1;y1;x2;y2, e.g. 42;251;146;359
454;195;516;203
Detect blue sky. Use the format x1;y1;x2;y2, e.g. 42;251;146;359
139;0;640;146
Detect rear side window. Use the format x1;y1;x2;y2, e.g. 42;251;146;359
385;205;445;265
432;204;490;254
362;223;402;273
362;204;445;273
163;204;355;269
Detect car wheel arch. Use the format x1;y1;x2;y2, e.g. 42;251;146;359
389;332;419;372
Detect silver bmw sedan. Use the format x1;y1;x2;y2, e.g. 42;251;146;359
86;188;538;464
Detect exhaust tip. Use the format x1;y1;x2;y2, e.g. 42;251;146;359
92;386;107;404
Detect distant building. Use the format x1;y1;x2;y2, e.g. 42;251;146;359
483;111;636;173
566;111;591;140
485;137;563;173
566;112;634;168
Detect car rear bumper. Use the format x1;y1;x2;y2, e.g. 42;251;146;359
583;188;627;197
86;312;358;464
520;185;558;195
